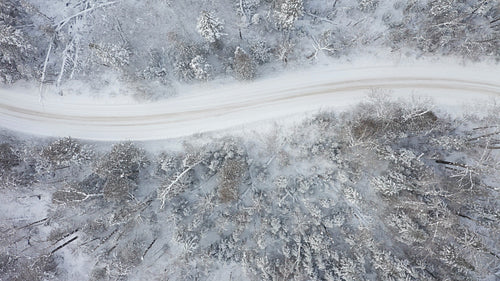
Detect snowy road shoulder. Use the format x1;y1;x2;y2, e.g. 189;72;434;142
0;62;499;141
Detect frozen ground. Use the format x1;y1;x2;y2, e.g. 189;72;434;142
0;61;499;140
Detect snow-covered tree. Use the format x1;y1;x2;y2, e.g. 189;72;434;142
89;43;131;69
233;47;256;80
41;137;85;166
189;55;212;81
196;11;225;43
274;0;304;30
0;0;36;84
236;0;262;18
358;0;379;12
95;142;148;200
0;143;19;170
141;49;169;84
165;33;205;82
0;25;33;83
250;40;272;64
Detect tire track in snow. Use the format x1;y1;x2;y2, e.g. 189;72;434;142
0;65;499;140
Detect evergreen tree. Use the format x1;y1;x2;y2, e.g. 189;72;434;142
196;11;225;43
189;55;212;81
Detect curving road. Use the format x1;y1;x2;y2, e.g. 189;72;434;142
0;63;499;141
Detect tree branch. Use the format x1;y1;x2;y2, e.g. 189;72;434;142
159;161;201;209
55;1;119;32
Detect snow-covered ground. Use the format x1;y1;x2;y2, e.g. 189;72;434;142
1;61;499;140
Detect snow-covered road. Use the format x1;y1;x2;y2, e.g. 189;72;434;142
0;63;499;141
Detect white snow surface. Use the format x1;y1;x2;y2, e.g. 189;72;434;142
1;61;499;141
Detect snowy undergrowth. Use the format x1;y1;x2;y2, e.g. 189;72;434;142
1;96;499;280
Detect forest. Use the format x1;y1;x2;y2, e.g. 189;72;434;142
1;0;499;280
1;96;499;280
1;0;498;97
